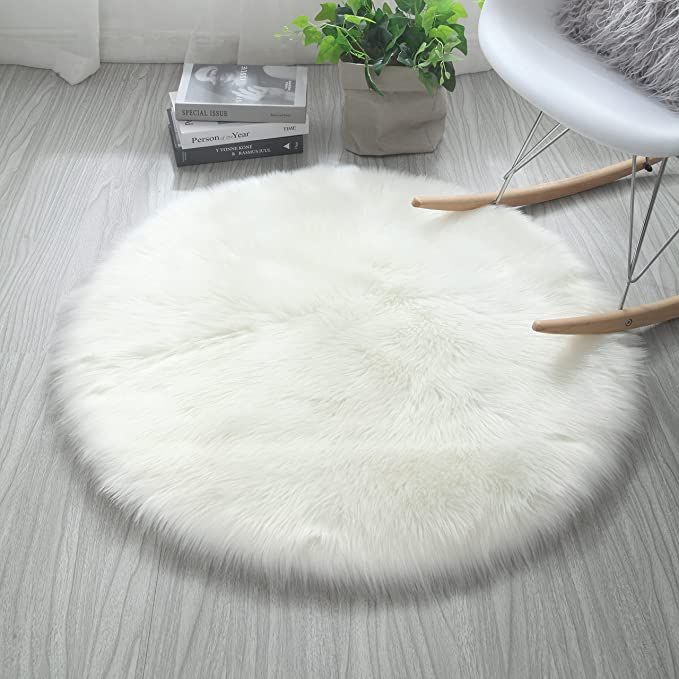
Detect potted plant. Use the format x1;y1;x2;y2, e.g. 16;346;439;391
279;0;474;155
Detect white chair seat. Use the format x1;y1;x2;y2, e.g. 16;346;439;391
479;0;679;157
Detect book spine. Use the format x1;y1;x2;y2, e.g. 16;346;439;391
174;103;307;124
178;121;309;150
170;128;304;167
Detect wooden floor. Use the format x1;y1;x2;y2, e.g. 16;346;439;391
1;63;678;679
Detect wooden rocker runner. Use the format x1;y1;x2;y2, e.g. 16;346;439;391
413;0;679;335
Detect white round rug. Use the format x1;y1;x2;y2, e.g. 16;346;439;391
51;165;645;588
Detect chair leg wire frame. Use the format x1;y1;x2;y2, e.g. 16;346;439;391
494;111;570;205
619;156;676;309
497;111;677;312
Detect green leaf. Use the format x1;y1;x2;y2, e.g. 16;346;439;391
400;24;427;52
417;68;438;94
477;0;485;7
372;44;399;74
344;24;366;48
344;13;375;24
422;0;444;11
303;24;324;45
428;24;455;41
441;67;456;91
364;62;384;95
414;40;429;58
396;42;414;66
450;23;467;54
282;0;471;86
333;31;353;53
425;0;461;14
395;0;415;12
315;2;337;21
421;7;437;32
385;15;408;48
449;1;468;19
441;50;460;62
423;0;468;24
291;15;310;29
362;23;393;58
316;35;344;63
418;45;444;68
335;6;353;20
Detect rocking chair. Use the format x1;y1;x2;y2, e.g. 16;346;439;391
412;0;679;334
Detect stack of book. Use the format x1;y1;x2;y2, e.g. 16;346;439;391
167;64;309;167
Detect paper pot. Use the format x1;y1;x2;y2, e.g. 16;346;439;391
338;61;447;156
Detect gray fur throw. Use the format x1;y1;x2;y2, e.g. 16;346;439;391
557;0;679;111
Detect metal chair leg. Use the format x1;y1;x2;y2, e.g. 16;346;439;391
619;157;673;309
494;111;570;205
533;156;679;334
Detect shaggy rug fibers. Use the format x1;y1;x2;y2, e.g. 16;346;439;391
51;165;645;589
558;0;679;111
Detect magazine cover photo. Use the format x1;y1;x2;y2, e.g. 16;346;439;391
183;65;300;106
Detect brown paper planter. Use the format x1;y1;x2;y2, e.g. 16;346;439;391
338;61;447;156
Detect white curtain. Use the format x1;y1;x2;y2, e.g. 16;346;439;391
0;0;100;84
99;0;322;65
1;0;487;84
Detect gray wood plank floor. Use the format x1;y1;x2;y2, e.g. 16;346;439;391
1;62;678;679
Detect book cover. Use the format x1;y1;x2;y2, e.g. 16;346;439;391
168;93;309;149
167;111;303;167
175;64;307;123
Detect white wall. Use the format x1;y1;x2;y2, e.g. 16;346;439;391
100;0;489;73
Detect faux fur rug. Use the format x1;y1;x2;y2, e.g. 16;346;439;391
558;0;679;111
50;165;645;590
